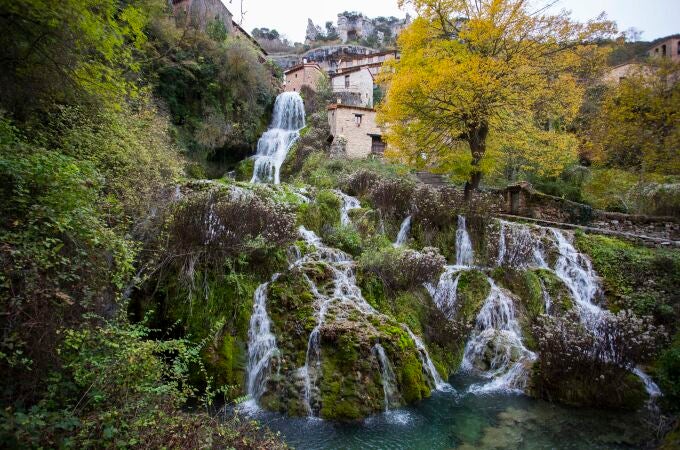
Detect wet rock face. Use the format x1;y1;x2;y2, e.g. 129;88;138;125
259;255;433;420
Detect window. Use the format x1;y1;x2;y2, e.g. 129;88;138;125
662;44;667;57
345;75;350;88
355;114;363;126
677;41;680;55
295;73;298;78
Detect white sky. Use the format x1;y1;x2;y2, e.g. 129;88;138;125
232;0;677;43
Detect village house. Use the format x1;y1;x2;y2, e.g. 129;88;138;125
330;66;374;108
334;50;399;76
327;104;386;158
601;62;649;84
648;34;680;62
283;63;324;93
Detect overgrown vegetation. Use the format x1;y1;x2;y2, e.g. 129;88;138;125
0;0;287;447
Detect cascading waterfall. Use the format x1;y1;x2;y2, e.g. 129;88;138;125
335;190;361;226
548;229;662;398
429;266;464;320
462;278;537;393
295;199;451;415
296;225;379;416
496;220;548;268
394;215;412;247
372;344;401;410
245;275;281;409
404;327;451;391
550;229;604;329
456;215;474;266
250;92;305;184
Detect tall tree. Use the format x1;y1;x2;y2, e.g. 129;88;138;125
379;0;614;196
585;60;680;176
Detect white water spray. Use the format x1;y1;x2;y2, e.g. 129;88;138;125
335;190;361;226
394;215;412;247
461;278;536;394
456;215;474;266
245;275;281;407
251;92;305;184
373;344;401;410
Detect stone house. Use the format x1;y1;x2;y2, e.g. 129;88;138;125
335;50;398;76
171;0;267;60
283;63;324;93
602;62;649;84
648;34;680;62
327;104;386;158
330;67;374;108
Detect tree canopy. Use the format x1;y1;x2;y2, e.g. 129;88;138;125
378;0;615;194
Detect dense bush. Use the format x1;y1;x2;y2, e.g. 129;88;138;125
358;246;446;293
367;178;417;219
167;187;297;277
149;15;278;164
0;321;286;449
532;310;665;407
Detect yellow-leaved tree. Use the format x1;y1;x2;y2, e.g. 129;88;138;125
379;0;615;196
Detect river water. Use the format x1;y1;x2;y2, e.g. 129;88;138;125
246;373;653;449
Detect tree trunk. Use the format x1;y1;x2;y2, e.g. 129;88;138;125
464;122;489;201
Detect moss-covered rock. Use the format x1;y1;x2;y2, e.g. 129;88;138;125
258;260;435;420
529;363;647;410
574;232;680;326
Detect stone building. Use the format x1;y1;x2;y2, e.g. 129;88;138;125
335;50;399;76
601;62;648;84
283;63;324;93
327;104;386;158
171;0;267;59
648;35;680;62
330;67;374;107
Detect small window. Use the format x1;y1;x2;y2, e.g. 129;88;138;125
345;75;350;88
662;44;667;57
295;73;298;78
655;47;659;53
677;41;680;55
355;114;363;126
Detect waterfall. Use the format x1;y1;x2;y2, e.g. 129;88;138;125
373;344;401;410
394;215;412;247
539;278;552;314
633;367;662;398
496;219;547;268
550;229;603;329
335;190;361;226
430;266;464;320
404;326;452;391
245;274;281;407
251;92;305;184
461;278;536;394
295;225;378;416
456;215;474;267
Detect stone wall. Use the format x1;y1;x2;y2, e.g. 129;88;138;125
500;182;680;242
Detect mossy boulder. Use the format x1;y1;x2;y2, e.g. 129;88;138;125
529;364;647;410
260;262;434;420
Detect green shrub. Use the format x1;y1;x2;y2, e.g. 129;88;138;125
658;334;680;411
